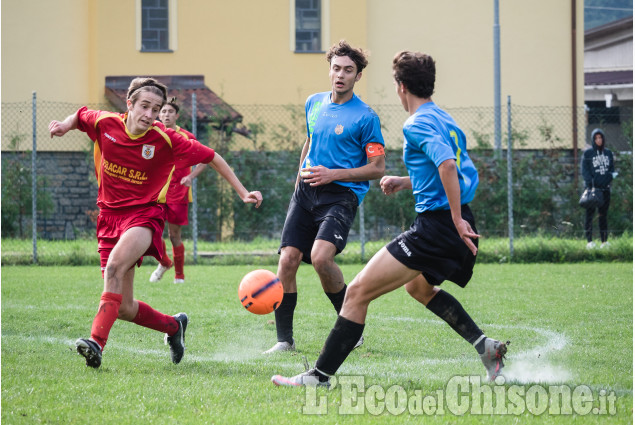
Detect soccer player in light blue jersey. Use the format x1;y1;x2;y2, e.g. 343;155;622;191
272;51;508;387
264;40;385;354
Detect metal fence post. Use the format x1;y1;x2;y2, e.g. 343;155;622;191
359;201;365;262
32;92;38;264
507;95;514;258
493;0;502;159
191;93;198;264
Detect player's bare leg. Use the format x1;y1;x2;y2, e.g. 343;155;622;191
168;222;185;283
341;247;420;322
264;246;303;353
272;247;418;385
405;271;508;380
312;239;364;348
311;240;345;293
77;227;151;368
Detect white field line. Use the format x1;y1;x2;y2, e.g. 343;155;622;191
5;310;571;384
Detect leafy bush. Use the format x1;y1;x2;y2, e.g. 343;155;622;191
1;133;54;238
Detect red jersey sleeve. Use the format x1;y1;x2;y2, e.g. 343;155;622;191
166;128;215;169
176;126;197;140
76;107;105;141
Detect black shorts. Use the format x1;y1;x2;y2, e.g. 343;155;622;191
385;205;478;287
279;181;358;264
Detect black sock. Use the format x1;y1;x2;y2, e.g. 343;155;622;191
474;337;486;354
315;315;364;376
274;292;297;343
426;290;483;345
325;285;347;314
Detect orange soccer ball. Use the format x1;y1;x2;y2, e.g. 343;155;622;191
238;269;283;315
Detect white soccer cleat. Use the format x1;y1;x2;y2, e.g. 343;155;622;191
271;368;330;387
353;335;364;349
263;339;295;354
174;278;185;284
479;337;509;381
586;241;597;250
600;242;610;249
149;264;171;282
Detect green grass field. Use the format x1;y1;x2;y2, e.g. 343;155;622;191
2;263;632;424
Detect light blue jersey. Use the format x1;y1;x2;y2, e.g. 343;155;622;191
303;92;384;204
403;102;478;212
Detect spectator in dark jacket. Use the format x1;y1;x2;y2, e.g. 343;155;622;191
581;128;615;248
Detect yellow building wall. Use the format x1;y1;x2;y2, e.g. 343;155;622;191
1;0;95;103
2;0;583;107
366;0;584;108
1;0;368;106
2;0;583;150
366;0;585;148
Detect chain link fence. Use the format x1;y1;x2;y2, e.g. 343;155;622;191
2;97;632;260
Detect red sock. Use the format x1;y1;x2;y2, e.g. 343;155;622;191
90;292;123;350
159;239;173;268
133;301;179;335
173;243;185;279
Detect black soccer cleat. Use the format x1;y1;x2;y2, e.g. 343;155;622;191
165;313;188;364
76;338;103;369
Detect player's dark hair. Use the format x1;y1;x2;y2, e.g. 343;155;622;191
326;40;369;74
392;51;436;99
164;97;180;113
127;77;168;105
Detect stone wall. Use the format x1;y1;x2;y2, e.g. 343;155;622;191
3;151;98;239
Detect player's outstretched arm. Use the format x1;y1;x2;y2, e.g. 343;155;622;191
180;163;207;187
380;175;411;195
301;155;385;186
438;159;479;255
295;137;310;188
48;112;79;138
207;153;263;208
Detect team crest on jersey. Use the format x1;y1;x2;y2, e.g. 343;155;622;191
142;144;155;159
334;124;344;135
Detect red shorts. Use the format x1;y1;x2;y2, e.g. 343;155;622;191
97;204;167;273
166;202;189;226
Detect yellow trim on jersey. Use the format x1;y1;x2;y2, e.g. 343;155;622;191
94;112;123;129
153;126;173;148
94;112;148;140
157;165;175;203
175;125;192;140
93;141;103;187
94;112;170;143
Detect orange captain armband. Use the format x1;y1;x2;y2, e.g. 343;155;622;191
365;142;385;158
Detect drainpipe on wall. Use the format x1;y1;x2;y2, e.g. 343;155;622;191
572;0;579;186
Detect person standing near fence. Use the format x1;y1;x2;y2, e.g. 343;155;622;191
581;128;615;249
264;40;385;354
48;77;262;369
149;98;207;284
271;50;508;387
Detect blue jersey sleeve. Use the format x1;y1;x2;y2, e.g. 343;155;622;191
405;121;456;167
359;108;385;149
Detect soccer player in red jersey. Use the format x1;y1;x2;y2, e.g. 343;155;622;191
49;77;262;368
149;98;207;284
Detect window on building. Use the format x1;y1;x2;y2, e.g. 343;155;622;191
141;0;169;52
295;0;321;52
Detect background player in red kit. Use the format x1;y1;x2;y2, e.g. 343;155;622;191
149;98;207;284
49;77;263;369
